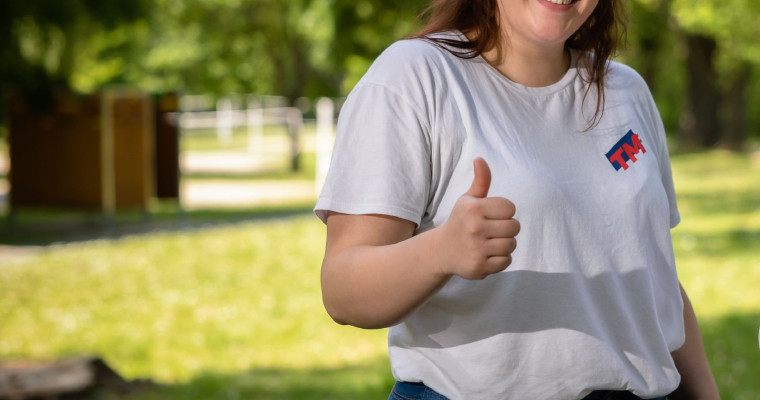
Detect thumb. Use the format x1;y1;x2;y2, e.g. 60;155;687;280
465;157;491;198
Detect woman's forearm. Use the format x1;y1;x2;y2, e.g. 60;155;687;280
670;284;720;399
321;227;452;329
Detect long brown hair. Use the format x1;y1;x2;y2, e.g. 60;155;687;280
411;0;628;128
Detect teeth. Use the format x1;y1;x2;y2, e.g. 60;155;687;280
546;0;574;4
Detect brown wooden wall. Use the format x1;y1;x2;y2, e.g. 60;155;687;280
111;93;153;209
9;93;104;209
8;89;159;212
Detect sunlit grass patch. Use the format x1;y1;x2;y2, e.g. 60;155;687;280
671;151;760;318
669;151;760;399
0;217;388;386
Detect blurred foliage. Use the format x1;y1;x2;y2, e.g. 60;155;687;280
115;0;338;100
329;0;426;93
620;0;760;146
0;0;427;102
0;0;150;93
672;0;760;65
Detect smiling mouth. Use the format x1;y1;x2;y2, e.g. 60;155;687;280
545;0;578;4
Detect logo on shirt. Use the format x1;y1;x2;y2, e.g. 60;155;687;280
605;130;647;171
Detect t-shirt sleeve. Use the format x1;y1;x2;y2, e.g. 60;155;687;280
314;82;432;225
645;92;680;229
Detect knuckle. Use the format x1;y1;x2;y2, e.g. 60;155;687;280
465;221;484;236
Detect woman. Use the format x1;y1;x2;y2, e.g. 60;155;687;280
315;0;720;398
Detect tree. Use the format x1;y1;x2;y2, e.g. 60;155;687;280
0;0;150;109
682;33;721;148
671;0;760;149
329;0;428;93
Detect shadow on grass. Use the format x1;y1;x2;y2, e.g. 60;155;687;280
0;202;315;246
106;357;395;400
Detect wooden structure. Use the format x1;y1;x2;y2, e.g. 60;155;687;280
7;89;156;216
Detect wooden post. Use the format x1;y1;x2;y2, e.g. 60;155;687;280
100;91;116;220
287;107;302;172
216;97;234;145
247;95;264;156
154;93;181;200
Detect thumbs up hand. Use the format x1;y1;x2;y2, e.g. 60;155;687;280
436;158;520;280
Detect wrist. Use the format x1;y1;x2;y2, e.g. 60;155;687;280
422;225;455;279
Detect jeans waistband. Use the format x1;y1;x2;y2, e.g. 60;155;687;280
582;390;667;400
390;381;667;400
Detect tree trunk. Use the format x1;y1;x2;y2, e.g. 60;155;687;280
723;62;750;152
681;34;720;149
632;0;670;88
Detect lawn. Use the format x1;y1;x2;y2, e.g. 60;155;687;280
181;125;297;153
0;150;758;399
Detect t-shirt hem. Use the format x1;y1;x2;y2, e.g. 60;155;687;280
670;213;681;229
314;199;422;226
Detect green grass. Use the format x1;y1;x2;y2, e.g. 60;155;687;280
669;151;760;400
672;152;760;318
181;124;313;153
0;217;392;398
182;151;317;182
0;150;758;399
179;123;319;182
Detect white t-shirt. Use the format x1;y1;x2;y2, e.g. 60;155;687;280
315;33;684;400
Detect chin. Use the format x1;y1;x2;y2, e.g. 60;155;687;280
525;0;597;43
528;26;576;46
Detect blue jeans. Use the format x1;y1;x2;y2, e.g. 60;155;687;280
388;381;449;400
388;381;669;400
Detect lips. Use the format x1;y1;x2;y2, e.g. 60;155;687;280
544;0;578;5
538;0;579;9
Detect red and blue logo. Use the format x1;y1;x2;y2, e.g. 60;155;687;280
605;130;647;171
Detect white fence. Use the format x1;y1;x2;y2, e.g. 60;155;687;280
175;94;341;193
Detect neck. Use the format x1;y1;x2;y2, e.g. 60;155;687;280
482;37;570;87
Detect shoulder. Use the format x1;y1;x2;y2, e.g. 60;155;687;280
346;34;465;119
604;60;651;97
357;34;460;89
379;37;449;61
603;59;668;150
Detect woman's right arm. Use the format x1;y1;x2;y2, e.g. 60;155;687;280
320;158;520;329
